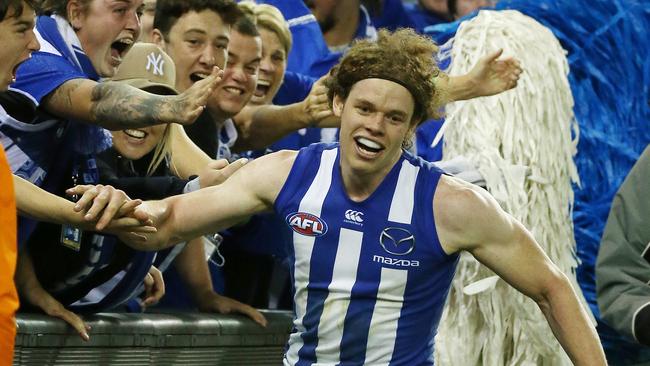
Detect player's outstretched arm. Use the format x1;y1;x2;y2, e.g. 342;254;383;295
41;67;222;130
434;175;606;366
119;150;298;251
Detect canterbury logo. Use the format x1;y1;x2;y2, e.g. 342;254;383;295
146;52;165;75
344;210;364;223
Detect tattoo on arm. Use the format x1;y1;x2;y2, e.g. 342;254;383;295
52;79;85;111
90;81;181;129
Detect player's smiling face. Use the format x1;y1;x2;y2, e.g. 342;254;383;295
335;78;416;179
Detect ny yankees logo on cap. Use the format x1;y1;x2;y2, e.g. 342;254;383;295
146;52;165;76
111;43;178;95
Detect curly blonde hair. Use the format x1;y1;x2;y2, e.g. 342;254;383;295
326;28;446;126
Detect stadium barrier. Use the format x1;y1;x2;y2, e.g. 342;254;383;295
14;310;293;365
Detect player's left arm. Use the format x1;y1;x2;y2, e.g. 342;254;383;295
435;176;606;366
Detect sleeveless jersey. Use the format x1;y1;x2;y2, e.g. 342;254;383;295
274;143;459;365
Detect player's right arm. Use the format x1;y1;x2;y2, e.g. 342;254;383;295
40;67;221;130
115;150;298;251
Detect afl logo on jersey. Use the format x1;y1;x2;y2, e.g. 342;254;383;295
286;212;328;237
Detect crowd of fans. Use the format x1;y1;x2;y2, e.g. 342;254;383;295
0;0;644;365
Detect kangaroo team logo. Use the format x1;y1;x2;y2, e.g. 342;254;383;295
286;212;328;237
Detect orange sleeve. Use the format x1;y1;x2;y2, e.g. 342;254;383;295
0;143;18;366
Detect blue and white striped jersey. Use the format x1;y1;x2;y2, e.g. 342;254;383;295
275;143;459;365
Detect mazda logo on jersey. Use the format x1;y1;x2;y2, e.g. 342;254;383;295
379;227;415;256
286;212;328;237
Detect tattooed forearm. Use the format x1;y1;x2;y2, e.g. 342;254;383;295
49;79;85;111
90;81;183;130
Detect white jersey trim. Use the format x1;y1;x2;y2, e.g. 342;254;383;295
286;148;338;365
364;267;408;364
313;228;364;363
388;159;420;224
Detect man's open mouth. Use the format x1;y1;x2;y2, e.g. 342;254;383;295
190;72;210;83
110;38;134;63
254;79;271;97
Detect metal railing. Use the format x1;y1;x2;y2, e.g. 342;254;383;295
14;310;293;365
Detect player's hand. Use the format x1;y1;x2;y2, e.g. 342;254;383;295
466;49;522;97
171;66;223;125
66;184;155;232
198;158;248;188
141;266;165;309
301;75;338;127
197;291;268;327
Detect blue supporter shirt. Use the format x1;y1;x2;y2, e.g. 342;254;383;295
258;0;331;78
272;70;315;108
371;0;414;31
309;4;377;78
404;2;449;32
415;118;445;163
11;18;98;102
371;0;448;33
